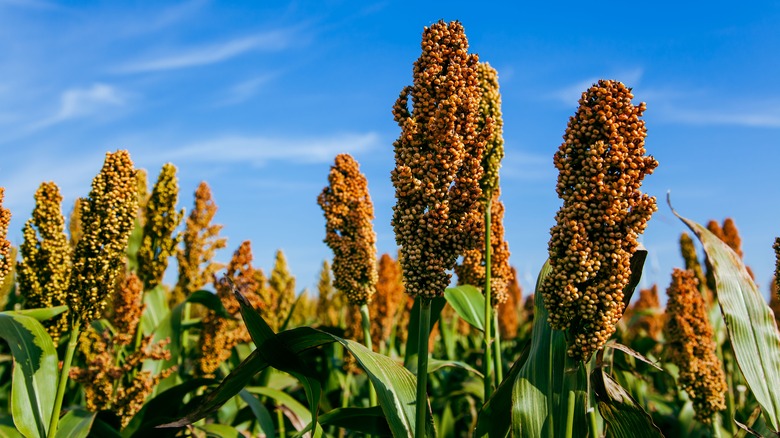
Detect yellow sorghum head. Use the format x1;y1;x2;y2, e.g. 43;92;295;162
69;151;138;328
318;154;377;306
498;266;522;340
137;163;183;291
391;20;485;299
539;79;658;361
173;182;227;305
135;168;149;224
679;233;707;293
477;62;503;196
268;249;296;330
316;260;343;327
110;272;144;345
371;253;405;349
0;246;15;309
17;182;71;345
455;189;512;307
664;268;727;423
68;198;83;249
0;188;11;287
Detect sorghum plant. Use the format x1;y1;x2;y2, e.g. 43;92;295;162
391;20;485;435
173;181;227;306
17;182;71;345
664;268;727;424
0;188;10;288
539;79;658;361
372;253;405;352
137;163;183;291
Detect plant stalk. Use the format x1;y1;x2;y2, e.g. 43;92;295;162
483;191;494;399
492;311;503;384
588;408;599;438
565;389;576;438
360;303;378;407
49;322;81;435
415;297;432;438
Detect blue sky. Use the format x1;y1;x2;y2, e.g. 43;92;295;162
1;1;779;301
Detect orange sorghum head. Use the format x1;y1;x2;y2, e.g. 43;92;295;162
174;181;227;305
498;266;522;339
318;154;377;306
539;79;658;361
371;253;405;349
391;20;485;299
69;151;138;328
110;272;144;345
17;182;71;345
664;268;726;423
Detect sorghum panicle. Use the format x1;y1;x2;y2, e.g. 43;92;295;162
69;150;138;328
173;182;227;305
267;249;296;331
197;241;262;376
456;189;512;306
318;154;378;306
679;232;708;295
17;182;71;345
68;198;83;249
391;20;486;299
316;260;344;327
110;272;144;345
664;268;727;423
477;62;502;196
498;266;522;339
0;188;11;287
540;80;658;361
371;253;405;349
137;163;184;291
625;285;663;340
774;237;780;302
70;329;173;427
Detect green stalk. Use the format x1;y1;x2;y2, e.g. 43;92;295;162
49;322;81;435
588;408;599;438
276;407;286;437
483;192;494;399
360;303;377;406
415;297;432;438
492;311;503;384
565;390;576;438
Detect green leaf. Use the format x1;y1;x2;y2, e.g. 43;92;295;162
316;406;392;436
592;368;663;438
603;342;663;372
197;423;243;437
140;285;168;336
53;409;95;438
0;311;58;438
673;205;780;431
510;261;589;438
124;377;215;437
475;342;529;437
245;386;311;430
12;306;68;322
238;390;275;438
444;285;485;332
338;338;436;438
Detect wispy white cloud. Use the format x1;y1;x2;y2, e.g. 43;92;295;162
216;73;277;106
158;132;379;166
548;68;644;105
661;104;780;128
30;83;125;129
114;30;295;74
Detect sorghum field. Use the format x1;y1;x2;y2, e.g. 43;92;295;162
1;19;780;438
